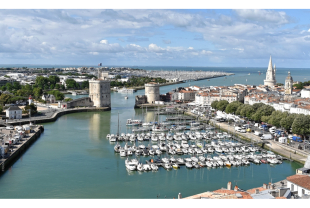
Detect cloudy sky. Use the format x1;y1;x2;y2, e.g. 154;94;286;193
1;9;310;67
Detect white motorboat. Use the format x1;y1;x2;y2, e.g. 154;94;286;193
149;150;155;155
182;148;188;154
170;157;176;162
191;157;198;162
253;158;261;164
143;164;151;171
163;163;172;170
205;161;212;168
217;160;224;166
172;163;179;169
126;163;136;171
138;145;145;149
184;157;192;162
195;148;203;154
151;164;159;171
198;156;206;162
127;150;133;156
162;158;170;163
120;150;127;157
109;136;117;142
177;158;185;164
155;149;162;155
185;162;193;168
137;163;143;171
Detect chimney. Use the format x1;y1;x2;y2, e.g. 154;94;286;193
268;182;272;189
255;189;260;194
263;183;267;189
270;184;274;190
178;193;182;199
227;182;232;190
234;185;238;191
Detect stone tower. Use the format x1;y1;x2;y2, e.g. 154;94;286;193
145;82;160;104
285;71;293;95
89;69;111;108
264;56;276;87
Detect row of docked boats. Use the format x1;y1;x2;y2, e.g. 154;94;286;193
107;131;232;143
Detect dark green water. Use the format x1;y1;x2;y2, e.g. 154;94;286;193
0;72;304;199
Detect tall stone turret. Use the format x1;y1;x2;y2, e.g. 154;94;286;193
145;82;160;104
285;71;293;95
89;69;111;108
264;56;276;87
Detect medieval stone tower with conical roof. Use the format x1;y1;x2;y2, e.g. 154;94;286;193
285;71;293;95
264;56;276;87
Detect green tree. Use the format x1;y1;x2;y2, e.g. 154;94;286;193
225;101;243;114
50;84;55;89
211;100;219;110
5;83;13;91
33;88;43;99
216;100;229;112
280;114;296;131
55;84;60;89
64;98;73;102
24;103;37;115
48;75;60;85
1;86;6;91
65;79;77;89
13;82;21;90
81;81;89;89
235;104;244;115
240;104;255;118
292;114;310;138
35;76;49;89
268;111;288;128
0;93;12;105
261;115;271;123
115;75;121;79
48;90;65;100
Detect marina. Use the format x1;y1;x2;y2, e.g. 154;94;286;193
0;70;305;199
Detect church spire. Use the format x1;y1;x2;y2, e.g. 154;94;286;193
268;55;273;72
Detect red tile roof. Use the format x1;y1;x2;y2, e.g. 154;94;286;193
287;175;310;190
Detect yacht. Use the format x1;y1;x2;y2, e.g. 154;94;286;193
198;156;206;162
126;119;142;126
114;143;121;153
162;158;170;163
155;149;162;155
124;96;128;100
191;157;198;162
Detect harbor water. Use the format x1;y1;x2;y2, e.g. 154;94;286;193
0;67;307;199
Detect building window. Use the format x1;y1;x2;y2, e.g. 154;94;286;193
302;189;305;195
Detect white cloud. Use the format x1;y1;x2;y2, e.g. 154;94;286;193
89;52;99;55
148;43;165;53
100;40;108;44
201;50;212;55
188;47;194;50
234;9;290;25
308;29;310;32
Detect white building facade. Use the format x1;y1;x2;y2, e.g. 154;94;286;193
6;106;22;119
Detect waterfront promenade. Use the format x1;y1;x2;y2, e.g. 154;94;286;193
183;110;308;165
0;125;44;171
0;107;110;126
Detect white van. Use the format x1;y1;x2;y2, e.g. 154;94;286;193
279;137;287;144
261;134;273;140
254;123;259;127
235;127;242;132
254;131;263;136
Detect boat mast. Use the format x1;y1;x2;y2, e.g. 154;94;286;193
117;112;120;136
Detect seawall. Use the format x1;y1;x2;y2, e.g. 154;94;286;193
0;125;44;172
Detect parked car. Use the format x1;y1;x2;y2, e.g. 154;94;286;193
254;131;263;136
240;129;246;133
6;126;14;130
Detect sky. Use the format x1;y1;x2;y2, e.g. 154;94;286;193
1;9;310;67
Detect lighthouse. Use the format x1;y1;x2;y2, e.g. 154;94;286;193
29;95;33;105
